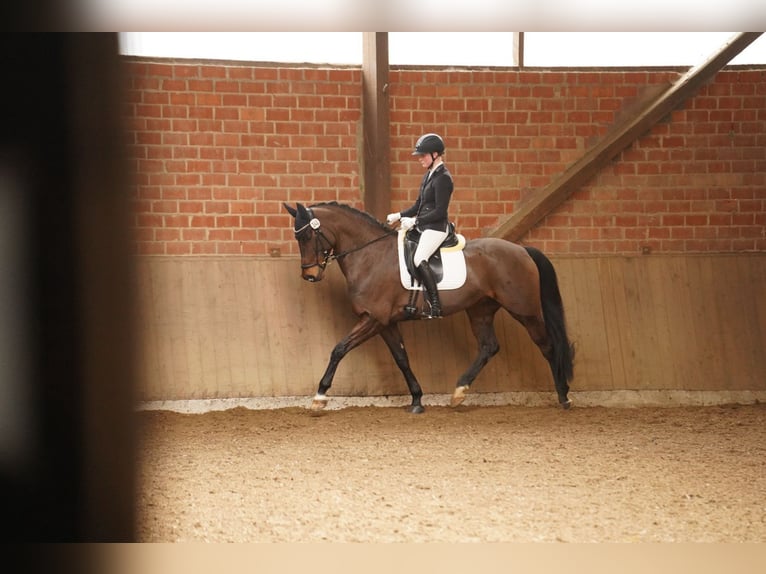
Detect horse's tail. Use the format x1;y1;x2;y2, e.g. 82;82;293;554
524;246;575;387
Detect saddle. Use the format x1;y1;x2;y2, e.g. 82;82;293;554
402;222;460;285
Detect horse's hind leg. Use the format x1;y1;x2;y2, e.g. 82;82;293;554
517;314;572;409
451;299;501;407
379;323;425;413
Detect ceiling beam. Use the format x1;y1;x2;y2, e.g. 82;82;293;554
361;32;391;220
489;32;763;242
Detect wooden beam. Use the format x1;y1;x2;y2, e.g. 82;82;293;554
513;32;525;68
361;32;391;220
490;32;763;241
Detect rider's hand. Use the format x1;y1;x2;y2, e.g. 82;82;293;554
400;217;416;231
386;212;401;225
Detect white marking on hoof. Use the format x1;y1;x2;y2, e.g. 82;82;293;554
310;394;329;411
450;386;469;408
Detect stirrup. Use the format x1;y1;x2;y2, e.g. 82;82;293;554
423;300;442;319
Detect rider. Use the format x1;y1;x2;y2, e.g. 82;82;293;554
386;133;454;318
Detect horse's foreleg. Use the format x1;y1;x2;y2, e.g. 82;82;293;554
379;323;424;414
312;312;383;412
451;300;501;407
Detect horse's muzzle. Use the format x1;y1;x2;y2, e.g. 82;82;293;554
300;256;329;282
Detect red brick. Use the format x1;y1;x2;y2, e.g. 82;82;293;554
162;80;186;91
156;228;181;241
192;242;217;255
226;173;253;187
215;81;240;93
123;57;766;258
215;215;239;228
165;242;194;255
188;80;214;92
189;107;213;120
180;201;204;214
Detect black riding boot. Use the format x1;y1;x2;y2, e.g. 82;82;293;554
416;261;442;318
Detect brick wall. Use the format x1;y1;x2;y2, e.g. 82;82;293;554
123;58;766;256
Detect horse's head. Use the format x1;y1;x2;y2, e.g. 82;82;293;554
283;202;334;282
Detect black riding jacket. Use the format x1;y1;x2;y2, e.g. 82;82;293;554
400;164;454;232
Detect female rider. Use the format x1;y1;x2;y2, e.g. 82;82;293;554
386;133;454;318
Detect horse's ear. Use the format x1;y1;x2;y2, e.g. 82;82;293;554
283;202;297;218
296;203;311;220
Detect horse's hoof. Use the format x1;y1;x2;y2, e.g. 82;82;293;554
408;404;425;414
310;398;328;412
560;399;572;410
450;385;469;408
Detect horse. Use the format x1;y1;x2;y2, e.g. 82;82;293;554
283;201;574;414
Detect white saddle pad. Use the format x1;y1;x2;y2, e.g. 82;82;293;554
397;229;467;291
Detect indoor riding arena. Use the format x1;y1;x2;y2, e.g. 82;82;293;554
120;33;766;543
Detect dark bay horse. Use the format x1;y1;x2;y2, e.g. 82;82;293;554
284;202;574;414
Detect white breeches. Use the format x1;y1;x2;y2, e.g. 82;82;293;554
413;229;448;266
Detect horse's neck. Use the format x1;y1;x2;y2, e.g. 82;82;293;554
325;213;396;277
331;218;382;252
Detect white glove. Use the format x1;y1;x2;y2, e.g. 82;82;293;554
386;212;401;225
400;217;416;231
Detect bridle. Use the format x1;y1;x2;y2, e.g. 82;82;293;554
294;209;335;272
294;207;396;272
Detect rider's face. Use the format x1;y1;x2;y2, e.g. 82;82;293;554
416;153;434;169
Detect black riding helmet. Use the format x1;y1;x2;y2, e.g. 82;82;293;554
411;133;445;156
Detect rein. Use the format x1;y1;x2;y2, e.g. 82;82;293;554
329;229;396;263
296;208;396;270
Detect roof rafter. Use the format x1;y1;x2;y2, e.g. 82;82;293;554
489;32;763;242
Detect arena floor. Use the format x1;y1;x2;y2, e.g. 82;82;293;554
136;403;766;542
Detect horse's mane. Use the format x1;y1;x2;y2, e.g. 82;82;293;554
310;201;390;233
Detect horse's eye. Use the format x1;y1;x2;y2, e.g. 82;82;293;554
296;229;312;243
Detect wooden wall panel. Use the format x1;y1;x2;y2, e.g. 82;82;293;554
135;255;766;401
